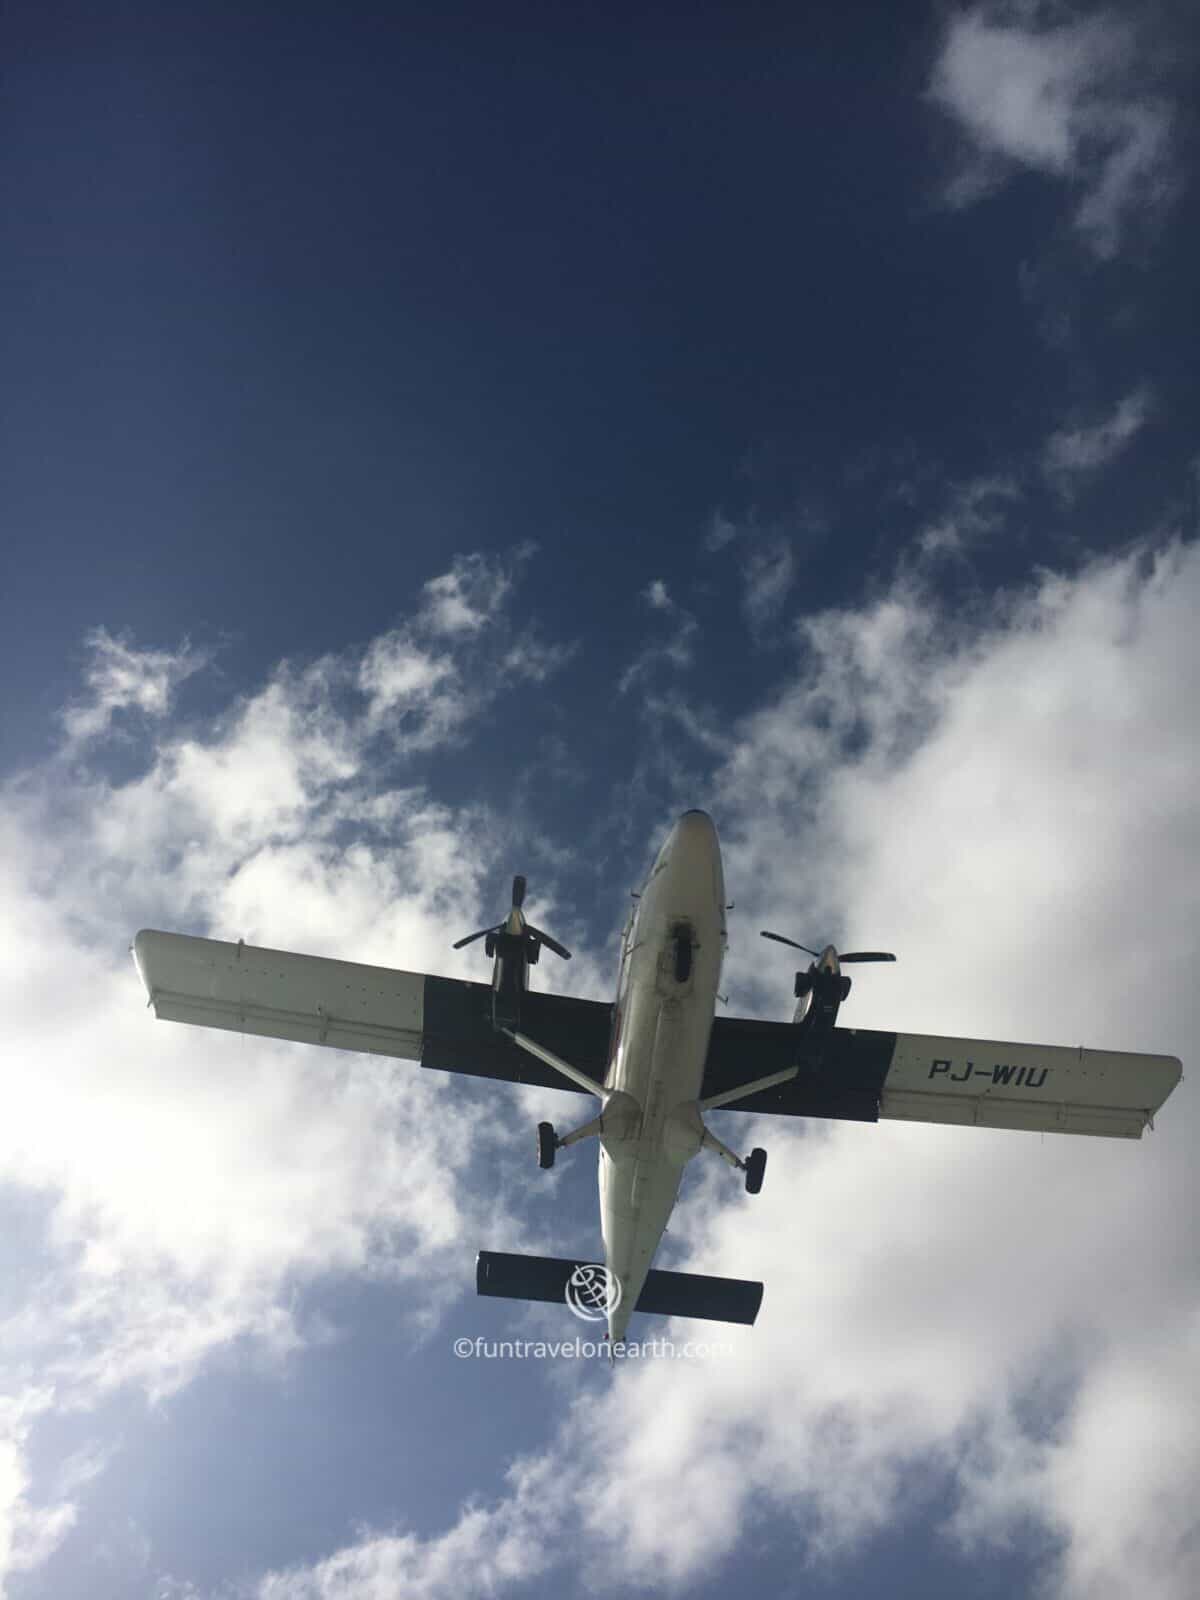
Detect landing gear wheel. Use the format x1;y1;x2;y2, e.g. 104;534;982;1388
744;1147;767;1195
537;1121;557;1170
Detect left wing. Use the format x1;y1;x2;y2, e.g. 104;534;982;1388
703;1015;1182;1139
132;930;609;1093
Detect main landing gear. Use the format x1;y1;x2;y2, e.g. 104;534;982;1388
537;1122;557;1169
699;1123;769;1194
536;1104;615;1169
509;1028;790;1199
538;1116;768;1194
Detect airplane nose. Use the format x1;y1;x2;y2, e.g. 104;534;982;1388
665;810;722;897
650;810;721;884
672;810;718;862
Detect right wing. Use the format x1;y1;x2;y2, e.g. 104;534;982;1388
703;1015;1182;1139
132;929;609;1093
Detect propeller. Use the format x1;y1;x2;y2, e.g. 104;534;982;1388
506;874;570;956
453;876;572;959
529;927;572;961
759;931;895;963
760;931;820;957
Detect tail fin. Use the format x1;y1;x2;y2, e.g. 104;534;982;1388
475;1251;762;1326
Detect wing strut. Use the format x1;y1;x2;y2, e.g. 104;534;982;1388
501;1026;604;1097
699;1064;798;1112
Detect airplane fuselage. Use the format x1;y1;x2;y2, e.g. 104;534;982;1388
600;810;726;1342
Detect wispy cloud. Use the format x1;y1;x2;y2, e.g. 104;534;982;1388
419;551;515;636
618;582;698;693
700;510;799;631
914;473;1021;562
256;1455;561;1599
61;628;209;747
742;537;795;629
927;5;1176;258
360;551;570;748
1043;385;1153;490
703;511;739;553
0;1394;79;1582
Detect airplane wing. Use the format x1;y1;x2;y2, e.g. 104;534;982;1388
133;931;1182;1138
702;1015;1182;1139
132;929;611;1093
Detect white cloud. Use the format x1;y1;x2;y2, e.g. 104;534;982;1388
928;6;1175;257
915;474;1021;562
0;1395;77;1581
358;553;566;747
0;555;578;1587
1043;385;1153;488
0;744;509;1406
8;535;1200;1599
704;511;739;552
1033;1323;1200;1599
419;552;513;636
499;636;575;683
664;536;1200;1597
256;1455;561;1600
358;637;466;745
262;534;1200;1599
61;628;208;746
618;583;698;693
639;693;732;760
742;537;795;629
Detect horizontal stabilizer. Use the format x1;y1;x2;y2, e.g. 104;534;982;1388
475;1251;763;1325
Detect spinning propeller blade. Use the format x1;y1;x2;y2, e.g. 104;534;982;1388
530;926;572;961
759;932;896;964
759;931;820;957
452;874;570;959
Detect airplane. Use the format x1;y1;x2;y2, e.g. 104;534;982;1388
132;809;1183;1347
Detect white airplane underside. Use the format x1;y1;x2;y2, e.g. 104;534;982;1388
132;811;1183;1346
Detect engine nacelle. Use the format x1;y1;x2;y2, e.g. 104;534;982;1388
490;930;532;1027
791;959;852;1035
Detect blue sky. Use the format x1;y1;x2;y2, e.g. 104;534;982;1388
2;3;1198;1597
